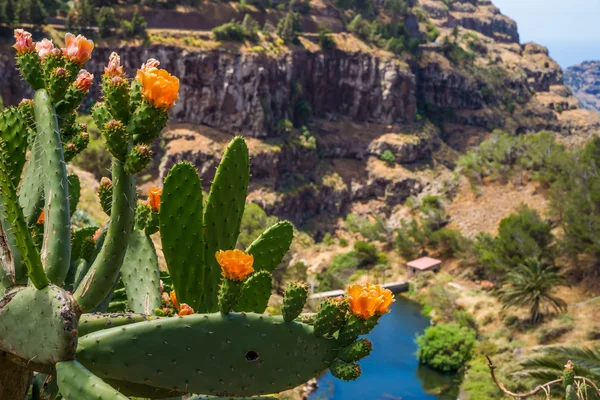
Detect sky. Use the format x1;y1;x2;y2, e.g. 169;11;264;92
491;0;600;68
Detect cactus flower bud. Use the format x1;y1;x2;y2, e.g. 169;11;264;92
93;228;102;241
54;67;67;77
147;186;162;212
159;280;164;295
216;249;254;281
346;283;394;320
170;291;179;309
104;52;124;77
140;58;160;71
62;33;94;65
35;38;54;59
161;292;169;304
135;67;180;110
178;303;194;316
37;210;44;224
73;70;94;92
13;29;35;54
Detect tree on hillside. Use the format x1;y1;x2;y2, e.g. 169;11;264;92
276;11;302;44
98;6;118;38
498;257;566;323
3;0;17;27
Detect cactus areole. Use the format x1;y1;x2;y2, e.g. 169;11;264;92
0;29;394;399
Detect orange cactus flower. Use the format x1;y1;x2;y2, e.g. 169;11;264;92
135;67;179;110
13;29;34;54
93;228;102;241
63;33;94;65
73;70;94;92
346;283;395;320
35;38;54;59
147;186;162;212
216;249;254;281
178;303;194;316
104;52;124;77
169;290;179;309
37;210;44;224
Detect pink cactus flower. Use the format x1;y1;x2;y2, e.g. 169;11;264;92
104;52;124;77
62;33;94;65
73;70;94;92
13;29;35;54
35;39;54;59
140;58;160;71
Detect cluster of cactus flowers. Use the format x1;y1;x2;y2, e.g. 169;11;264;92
0;29;395;400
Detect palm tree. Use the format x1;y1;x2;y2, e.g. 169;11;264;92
519;346;600;399
498;257;567;323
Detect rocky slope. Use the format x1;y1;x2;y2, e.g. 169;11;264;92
565;60;600;112
1;0;598;230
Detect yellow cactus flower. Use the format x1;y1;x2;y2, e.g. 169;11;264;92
178;303;194;316
147;186;162;212
135;67;180;110
169;290;179;309
63;33;94;65
346;283;395;320
216;249;254;281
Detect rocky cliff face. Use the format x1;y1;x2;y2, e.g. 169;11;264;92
565;61;600;112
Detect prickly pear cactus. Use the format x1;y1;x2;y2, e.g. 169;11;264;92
0;29;396;400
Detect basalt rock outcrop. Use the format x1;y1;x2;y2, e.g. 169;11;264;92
565;61;600;112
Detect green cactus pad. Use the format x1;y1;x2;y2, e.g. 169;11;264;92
74;158;136;312
160;162;205;311
103;77;130;123
70;226;98;263
145;210;160;235
67;174;81;217
314;296;349;337
0;106;29;188
218;278;244;313
246;221;294;273
0;285;79;364
135;201;152;231
337;338;372;362
337;315;379;347
77;313;338;397
18;129;45;226
203;137;250;312
98;177;113;216
190;396;277;400
16;53;45;90
31;373;59;400
103;378;183;399
92;102;112;131
103;120;129;161
124;143;152;174
296;312;316;325
127;99;168;145
78;312;161;337
234;270;273;313
56;360;128;400
282;281;308;322
0;154;47;288
55;84;86;117
565;385;576;400
330;361;361;381
47;67;72;103
34;89;72;285
121;229;161;314
563;361;575;387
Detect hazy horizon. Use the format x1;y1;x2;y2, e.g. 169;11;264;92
492;0;600;68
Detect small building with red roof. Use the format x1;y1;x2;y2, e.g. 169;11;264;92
406;256;441;277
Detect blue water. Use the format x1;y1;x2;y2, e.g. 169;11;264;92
309;296;460;400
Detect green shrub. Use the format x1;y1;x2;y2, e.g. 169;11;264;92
430;228;467;257
502;315;520;329
276;11;302;44
380;150;396;164
462;356;506;398
353;241;378;266
416;323;476;372
318;27;336;49
322;232;334;245
453;310;478;331
213;20;251;42
345;214;389;241
536;325;573;344
339;238;348;247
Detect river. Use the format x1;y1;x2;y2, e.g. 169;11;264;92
309;295;461;400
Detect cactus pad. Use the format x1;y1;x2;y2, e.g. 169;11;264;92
77;312;338;397
121;229;161;314
0;285;80;364
314;296;349;337
203;137;250;312
337;338;372;362
282;281;308;322
330;361;361;381
160;162;205;311
0;106;29;187
246;221;294;273
56;360;129;400
234;270;273;313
